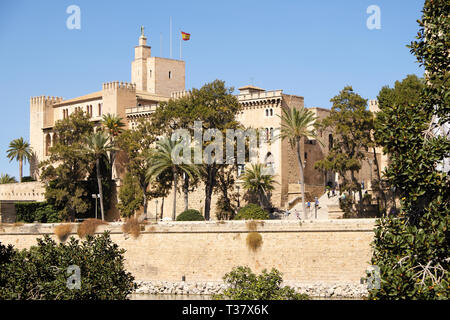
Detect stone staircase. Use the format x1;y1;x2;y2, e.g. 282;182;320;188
290;192;344;220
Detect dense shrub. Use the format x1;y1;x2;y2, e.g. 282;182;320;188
176;209;204;221
0;232;136;300
234;204;269;220
213;266;309;300
15;202;60;223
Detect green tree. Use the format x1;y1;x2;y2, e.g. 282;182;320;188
213;266;308;300
101;113;125;179
151;80;241;220
241;163;276;210
146;137;200;221
40;110;96;221
117;172;144;218
315;87;373;215
117;119;172;219
368;0;449;300
82;132;116;221
0;173;17;184
6;137;32;183
278;107;320;215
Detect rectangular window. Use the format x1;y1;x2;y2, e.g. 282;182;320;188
169;71;172;79
98;103;102;116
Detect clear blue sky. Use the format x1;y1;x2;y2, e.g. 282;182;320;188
0;0;425;178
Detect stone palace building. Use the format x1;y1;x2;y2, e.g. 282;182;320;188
0;31;386;221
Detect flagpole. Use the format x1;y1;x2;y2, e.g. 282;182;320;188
160;32;163;57
169;17;172;59
180;30;182;60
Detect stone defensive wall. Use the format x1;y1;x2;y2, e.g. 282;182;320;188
0;219;376;285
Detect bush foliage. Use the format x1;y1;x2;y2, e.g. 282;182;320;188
176;209;204;221
213;266;309;300
235;204;269;220
15;202;61;223
0;232;136;300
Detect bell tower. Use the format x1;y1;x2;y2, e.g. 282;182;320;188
131;27;151;91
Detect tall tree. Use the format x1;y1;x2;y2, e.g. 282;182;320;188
278;107;320;215
368;0;449;300
146;137;200;220
101;114;125;179
241;163;276;210
6;137;32;183
39;110;97;221
314;87;373;215
150;80;241;220
117;118;171;219
82;132;116;221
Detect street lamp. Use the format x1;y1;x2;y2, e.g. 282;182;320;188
236;186;240;209
91;194;100;219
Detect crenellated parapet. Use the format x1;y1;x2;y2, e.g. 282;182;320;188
30;96;63;105
102;81;136;92
170;90;191;99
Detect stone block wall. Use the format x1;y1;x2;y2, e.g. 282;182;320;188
0;219;375;284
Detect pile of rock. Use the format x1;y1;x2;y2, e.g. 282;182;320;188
134;280;368;298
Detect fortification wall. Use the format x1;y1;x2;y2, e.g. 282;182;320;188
0;219;375;284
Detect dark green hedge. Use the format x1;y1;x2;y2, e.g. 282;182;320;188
234;204;269;220
0;232;136;299
15;202;61;223
176;209;204;221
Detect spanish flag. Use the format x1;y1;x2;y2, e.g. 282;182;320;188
181;31;190;41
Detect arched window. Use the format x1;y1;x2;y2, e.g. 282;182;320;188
98;103;102;116
45;134;51;156
269;128;274;141
264;152;275;174
270;109;273;116
265;109;269;117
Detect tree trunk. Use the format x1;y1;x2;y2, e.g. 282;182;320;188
183;174;189;212
172;170;178;221
19;159;23;183
296;140;307;216
351;170;362;215
204;164;217;221
160;197;164;219
96;158;105;221
142;192;148;220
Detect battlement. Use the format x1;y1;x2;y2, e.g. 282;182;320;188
368;99;379;113
102;81;136;91
170;90;191;99
30;96;63;105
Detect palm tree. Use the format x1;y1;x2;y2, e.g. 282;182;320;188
0;173;17;184
241;163;276;210
101;113;126;137
6;137;32;183
101;114;125;179
146;137;200;221
277;107;320;215
83;132;116;220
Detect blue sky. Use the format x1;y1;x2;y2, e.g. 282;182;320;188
0;0;425;178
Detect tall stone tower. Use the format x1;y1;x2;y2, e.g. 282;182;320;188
131;30;185;96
